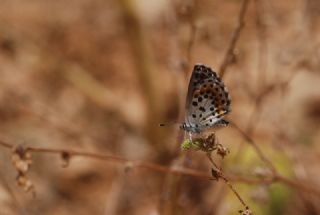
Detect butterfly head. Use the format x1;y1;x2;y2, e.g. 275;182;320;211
180;122;201;133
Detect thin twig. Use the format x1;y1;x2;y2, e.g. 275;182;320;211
1;139;320;197
229;122;320;198
186;23;197;65
219;0;250;78
206;153;248;207
231;122;277;173
119;0;162;150
0;168;26;214
232;67;302;168
246;65;301;133
254;0;268;89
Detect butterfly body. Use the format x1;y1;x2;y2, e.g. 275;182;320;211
181;64;231;134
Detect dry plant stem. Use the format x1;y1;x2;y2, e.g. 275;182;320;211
164;7;198;211
159;161;184;215
231;123;320;197
64;65;144;127
0;172;24;214
233;68;302;170
245;99;263;136
246;67;301;133
275;132;319;209
186;23;197;66
119;0;162;148
206;153;220;170
255;0;268;88
0;139;207;179
206;153;248;207
1;139;320;197
164;5;198;209
231;122;277;174
219;0;250;78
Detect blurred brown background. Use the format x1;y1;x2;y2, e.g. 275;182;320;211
0;0;320;214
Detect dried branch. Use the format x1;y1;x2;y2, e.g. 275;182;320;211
232;67;303;172
118;0;162;149
245;59;302;135
1;138;320;198
231;122;277;173
229;123;320;199
207;153;248;208
219;0;250;78
186;22;197;66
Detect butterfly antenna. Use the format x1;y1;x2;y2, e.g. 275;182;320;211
159;122;179;127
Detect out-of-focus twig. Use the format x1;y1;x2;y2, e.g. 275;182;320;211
231;122;277;173
118;0;163;149
254;0;268;88
219;0;250;78
244;67;302;135
186;21;197;67
233;67;302;166
0;171;25;214
65;63;145;129
1;138;320;197
230;122;320;198
158;2;199;213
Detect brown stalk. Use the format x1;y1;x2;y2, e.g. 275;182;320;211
118;0;162;149
206;153;248;208
219;0;250;78
0;138;319;197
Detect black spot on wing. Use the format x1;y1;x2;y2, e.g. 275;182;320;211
199;106;206;112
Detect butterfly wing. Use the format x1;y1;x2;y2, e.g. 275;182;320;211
185;64;231;131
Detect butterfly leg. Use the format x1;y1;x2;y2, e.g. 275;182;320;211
188;132;193;142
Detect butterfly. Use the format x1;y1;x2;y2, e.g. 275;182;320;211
180;64;231;134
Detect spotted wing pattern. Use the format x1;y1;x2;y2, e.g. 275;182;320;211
184;64;231;132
